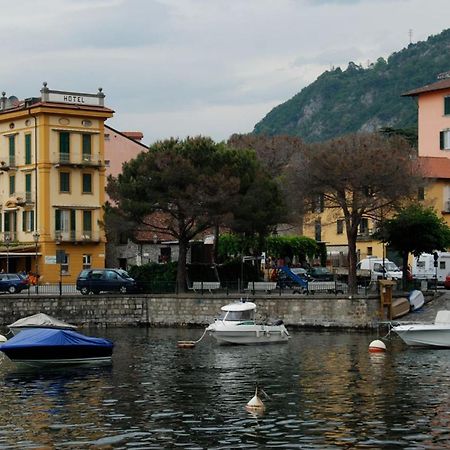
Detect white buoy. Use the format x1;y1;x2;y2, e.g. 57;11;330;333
245;386;265;413
0;334;7;343
369;339;386;353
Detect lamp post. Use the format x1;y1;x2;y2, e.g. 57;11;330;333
4;233;10;273
33;231;40;294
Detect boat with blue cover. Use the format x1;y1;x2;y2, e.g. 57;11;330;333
0;328;114;367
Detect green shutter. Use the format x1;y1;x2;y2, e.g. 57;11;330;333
83;211;92;231
82;134;91;156
55;210;61;231
25;173;32;193
70;210;76;232
25;134;32;164
4;213;9;232
9;175;15;195
82;173;92;193
31;210;34;231
22;211;26;232
441;131;445;150
60;132;70;154
60;172;70;192
445;97;450;115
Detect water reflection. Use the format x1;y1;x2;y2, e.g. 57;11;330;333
0;328;449;448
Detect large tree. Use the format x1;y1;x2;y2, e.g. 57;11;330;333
107;136;258;292
287;132;423;294
376;204;450;288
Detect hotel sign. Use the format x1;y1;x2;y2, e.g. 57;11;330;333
48;92;101;106
40;83;105;107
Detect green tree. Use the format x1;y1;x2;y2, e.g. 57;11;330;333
287;133;423;294
107;136;258;292
376;204;450;287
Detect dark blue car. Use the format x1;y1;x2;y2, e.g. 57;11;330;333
0;273;30;294
76;269;137;295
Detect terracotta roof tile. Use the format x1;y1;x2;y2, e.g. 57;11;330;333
402;77;450;97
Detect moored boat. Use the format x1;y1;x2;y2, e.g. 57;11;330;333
8;313;77;335
391;310;450;347
206;300;290;345
0;328;114;367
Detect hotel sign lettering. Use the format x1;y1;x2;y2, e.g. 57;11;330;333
48;92;101;106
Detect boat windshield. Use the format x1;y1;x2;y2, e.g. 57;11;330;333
220;310;255;321
385;262;400;271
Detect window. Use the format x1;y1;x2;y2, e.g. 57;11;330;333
8;135;15;166
82;173;92;193
59;132;70;162
61;253;69;275
359;218;369;235
55;209;76;239
418;186;425;201
367;246;373;256
83;210;92;236
440;261;446;270
336;219;344;234
82;134;91;160
445;96;450;115
22;210;34;232
9;175;15;195
4;211;16;234
25;173;32;202
60;172;70;192
440;130;450;150
25;134;32;164
312;194;324;213
314;219;321;242
82;254;91;270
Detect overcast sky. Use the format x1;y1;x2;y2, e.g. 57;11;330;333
2;0;448;145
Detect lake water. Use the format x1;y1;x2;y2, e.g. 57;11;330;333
0;327;449;449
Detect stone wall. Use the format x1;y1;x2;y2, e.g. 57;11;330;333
0;293;381;330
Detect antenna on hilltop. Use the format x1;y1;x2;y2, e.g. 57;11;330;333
409;29;413;44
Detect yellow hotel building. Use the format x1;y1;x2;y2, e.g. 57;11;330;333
0;83;114;283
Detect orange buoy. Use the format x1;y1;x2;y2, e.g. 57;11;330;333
177;340;196;349
369;339;386;353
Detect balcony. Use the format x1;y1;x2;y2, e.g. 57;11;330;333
54;230;100;243
53;152;103;168
14;191;35;206
0;156;17;171
356;229;375;242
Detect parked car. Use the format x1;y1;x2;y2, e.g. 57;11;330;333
444;273;450;290
76;269;137;295
307;266;334;281
0;273;29;294
277;267;309;288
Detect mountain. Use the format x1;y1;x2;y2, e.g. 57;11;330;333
253;29;450;142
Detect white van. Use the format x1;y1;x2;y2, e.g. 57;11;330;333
356;257;402;281
411;252;450;284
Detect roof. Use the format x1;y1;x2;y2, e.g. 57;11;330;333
221;301;257;312
419;156;450;179
105;125;149;150
402;77;450;97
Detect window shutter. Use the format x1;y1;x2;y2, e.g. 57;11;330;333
82;134;92;156
25;134;32;164
31;210;34;231
83;211;92;231
445;97;450;115
55;210;61;231
441;131;445;150
70;210;76;232
22;211;26;232
60;132;70;154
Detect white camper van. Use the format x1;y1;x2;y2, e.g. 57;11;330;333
411;252;450;284
356;257;402;281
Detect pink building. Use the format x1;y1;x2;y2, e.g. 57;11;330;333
104;126;148;179
403;73;450;158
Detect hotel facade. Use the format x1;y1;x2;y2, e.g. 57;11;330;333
0;83;113;283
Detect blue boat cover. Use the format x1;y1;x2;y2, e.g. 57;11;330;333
0;328;114;350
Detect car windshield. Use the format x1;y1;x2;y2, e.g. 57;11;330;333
117;269;132;279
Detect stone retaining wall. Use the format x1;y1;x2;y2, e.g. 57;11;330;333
0;293;382;330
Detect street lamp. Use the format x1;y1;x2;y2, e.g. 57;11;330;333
33;231;40;294
4;233;10;273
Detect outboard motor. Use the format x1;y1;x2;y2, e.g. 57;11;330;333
272;319;284;326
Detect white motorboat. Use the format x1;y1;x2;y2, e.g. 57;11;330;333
206;301;290;345
391;310;450;347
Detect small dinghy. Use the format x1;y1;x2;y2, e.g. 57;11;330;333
409;290;425;311
0;328;114;367
206;300;290;345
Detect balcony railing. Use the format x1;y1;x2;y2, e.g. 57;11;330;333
14;191;35;205
0;156;17;171
1;231;17;243
53;152;103;168
54;230;100;243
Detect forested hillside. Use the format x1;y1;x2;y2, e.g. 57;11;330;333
253;29;450;142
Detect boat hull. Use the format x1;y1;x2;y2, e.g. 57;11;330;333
392;325;450;347
207;324;290;345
